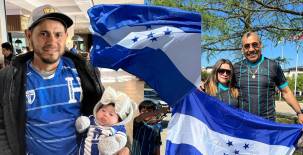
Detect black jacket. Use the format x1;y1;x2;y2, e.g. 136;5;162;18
0;52;103;155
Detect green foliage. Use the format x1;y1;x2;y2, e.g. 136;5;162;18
150;0;303;58
287;74;303;93
201;71;210;81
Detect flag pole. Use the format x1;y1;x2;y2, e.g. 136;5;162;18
281;39;285;69
279;38;284;100
294;44;299;97
279;38;285;101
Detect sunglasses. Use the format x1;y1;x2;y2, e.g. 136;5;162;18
217;68;231;75
243;42;260;50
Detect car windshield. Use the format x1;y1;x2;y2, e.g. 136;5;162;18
144;88;161;100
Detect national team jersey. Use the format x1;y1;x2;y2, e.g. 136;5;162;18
216;83;239;108
79;115;126;155
234;55;287;120
25;57;83;155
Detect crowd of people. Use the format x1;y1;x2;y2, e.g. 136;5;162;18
0;3;302;155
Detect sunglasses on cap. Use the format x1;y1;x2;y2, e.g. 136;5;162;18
243;42;260;50
217;68;231;76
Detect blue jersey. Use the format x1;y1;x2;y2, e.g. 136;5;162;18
25;57;82;155
79;116;126;155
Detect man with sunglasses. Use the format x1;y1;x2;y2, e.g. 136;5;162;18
233;31;303;123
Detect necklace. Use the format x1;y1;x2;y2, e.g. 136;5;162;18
248;67;258;79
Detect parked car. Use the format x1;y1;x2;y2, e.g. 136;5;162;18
144;88;161;100
144;88;170;111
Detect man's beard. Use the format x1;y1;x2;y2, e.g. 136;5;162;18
40;56;59;64
31;41;64;64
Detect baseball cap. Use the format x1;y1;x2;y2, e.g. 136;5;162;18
28;4;73;30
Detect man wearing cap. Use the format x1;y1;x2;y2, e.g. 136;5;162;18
233;31;303;123
0;4;128;155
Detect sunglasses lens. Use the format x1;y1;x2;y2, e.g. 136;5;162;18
225;70;231;75
244;44;250;49
218;69;231;75
243;42;259;50
252;42;259;48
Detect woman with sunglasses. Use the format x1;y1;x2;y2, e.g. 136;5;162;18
204;59;239;107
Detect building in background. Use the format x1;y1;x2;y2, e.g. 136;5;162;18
0;0;144;65
283;66;303;78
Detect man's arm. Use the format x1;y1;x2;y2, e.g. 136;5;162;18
134;107;169;124
281;86;303;124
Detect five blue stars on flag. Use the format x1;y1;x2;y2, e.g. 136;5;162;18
131;28;173;44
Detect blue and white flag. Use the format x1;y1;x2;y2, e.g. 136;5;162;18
166;89;302;154
88;4;302;155
88;4;201;105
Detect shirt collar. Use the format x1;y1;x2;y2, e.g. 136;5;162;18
218;83;229;91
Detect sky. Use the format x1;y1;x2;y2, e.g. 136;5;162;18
142;0;303;70
201;40;303;69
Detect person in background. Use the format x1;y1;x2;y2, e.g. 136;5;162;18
132;99;169;155
0;4;129;155
70;43;78;54
1;42;14;66
234;31;303;123
203;59;239;107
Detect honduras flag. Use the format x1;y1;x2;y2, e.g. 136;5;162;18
88;4;302;155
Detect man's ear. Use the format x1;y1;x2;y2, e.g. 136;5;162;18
25;29;33;50
241;47;245;54
25;29;31;40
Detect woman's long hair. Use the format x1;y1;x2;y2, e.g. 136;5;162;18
205;59;238;98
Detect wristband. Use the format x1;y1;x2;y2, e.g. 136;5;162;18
296;110;303;116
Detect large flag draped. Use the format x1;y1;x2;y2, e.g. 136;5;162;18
88;4;201;105
88;4;302;155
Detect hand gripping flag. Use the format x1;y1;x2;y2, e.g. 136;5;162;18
88;4;302;155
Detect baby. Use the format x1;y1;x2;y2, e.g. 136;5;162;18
76;87;135;155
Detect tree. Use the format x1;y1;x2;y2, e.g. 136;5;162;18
273;56;289;67
201;71;210;81
149;0;303;56
287;74;303;93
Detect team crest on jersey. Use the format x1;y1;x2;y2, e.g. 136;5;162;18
26;90;36;104
65;77;82;103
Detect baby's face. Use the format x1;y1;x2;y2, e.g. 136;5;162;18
96;104;119;126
